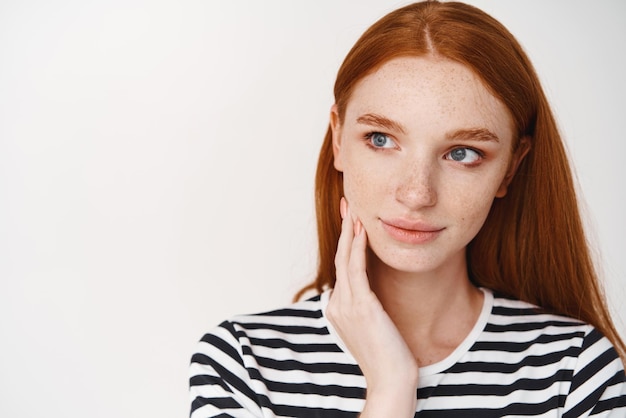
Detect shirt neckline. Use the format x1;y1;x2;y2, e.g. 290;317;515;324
319;287;494;377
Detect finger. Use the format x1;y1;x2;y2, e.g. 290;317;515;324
347;219;371;298
334;197;355;295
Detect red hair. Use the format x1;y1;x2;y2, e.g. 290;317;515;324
295;1;625;363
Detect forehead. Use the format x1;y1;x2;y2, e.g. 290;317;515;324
345;56;514;142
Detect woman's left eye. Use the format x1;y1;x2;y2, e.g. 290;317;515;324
365;132;396;149
445;147;482;164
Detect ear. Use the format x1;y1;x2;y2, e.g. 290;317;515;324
330;104;344;172
496;136;531;198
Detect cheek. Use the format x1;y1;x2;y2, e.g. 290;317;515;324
340;157;386;216
462;195;495;224
341;170;367;212
451;180;501;231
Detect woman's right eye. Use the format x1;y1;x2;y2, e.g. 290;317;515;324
365;132;396;149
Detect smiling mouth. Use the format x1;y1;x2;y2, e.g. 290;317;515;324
380;220;444;244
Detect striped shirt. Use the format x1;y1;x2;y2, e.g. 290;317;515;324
189;288;626;417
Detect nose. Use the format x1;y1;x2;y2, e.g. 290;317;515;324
395;159;438;209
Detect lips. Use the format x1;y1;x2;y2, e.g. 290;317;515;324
380;218;444;244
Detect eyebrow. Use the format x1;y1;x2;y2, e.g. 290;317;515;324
356;113;500;143
446;128;500;143
356;113;407;135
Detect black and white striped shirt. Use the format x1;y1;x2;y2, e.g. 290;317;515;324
189;288;626;417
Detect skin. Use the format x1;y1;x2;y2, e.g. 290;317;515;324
326;56;529;416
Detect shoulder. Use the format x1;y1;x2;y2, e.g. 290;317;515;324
483;290;626;414
192;293;329;362
189;292;366;417
447;290;625;415
472;290;616;370
217;293;326;338
488;290;588;333
231;293;325;324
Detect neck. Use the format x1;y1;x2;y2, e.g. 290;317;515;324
367;250;484;366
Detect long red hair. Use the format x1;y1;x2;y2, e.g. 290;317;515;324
295;1;625;362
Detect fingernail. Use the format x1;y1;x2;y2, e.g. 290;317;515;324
340;197;346;219
355;219;362;236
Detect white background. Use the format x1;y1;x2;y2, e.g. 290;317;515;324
1;1;624;417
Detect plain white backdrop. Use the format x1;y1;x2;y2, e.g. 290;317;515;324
1;1;624;417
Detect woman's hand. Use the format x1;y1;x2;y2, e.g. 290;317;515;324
326;198;419;417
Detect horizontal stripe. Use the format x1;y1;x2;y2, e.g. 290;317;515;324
189;289;626;417
247;336;343;353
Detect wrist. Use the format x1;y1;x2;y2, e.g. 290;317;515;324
360;378;418;417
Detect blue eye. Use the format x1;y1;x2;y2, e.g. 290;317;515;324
446;148;482;164
367;132;396;149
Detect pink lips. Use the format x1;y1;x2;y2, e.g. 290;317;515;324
380;218;444;244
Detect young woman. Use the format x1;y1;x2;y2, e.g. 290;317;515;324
190;1;626;416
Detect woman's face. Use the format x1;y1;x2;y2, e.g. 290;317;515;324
332;56;522;276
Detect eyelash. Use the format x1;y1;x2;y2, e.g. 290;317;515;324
362;130;486;167
363;131;486;165
444;147;485;166
363;131;396;150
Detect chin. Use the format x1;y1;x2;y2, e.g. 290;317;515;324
367;245;442;275
366;232;468;277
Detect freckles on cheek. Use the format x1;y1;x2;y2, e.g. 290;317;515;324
342;173;363;206
341;168;374;219
464;194;498;228
454;186;494;223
